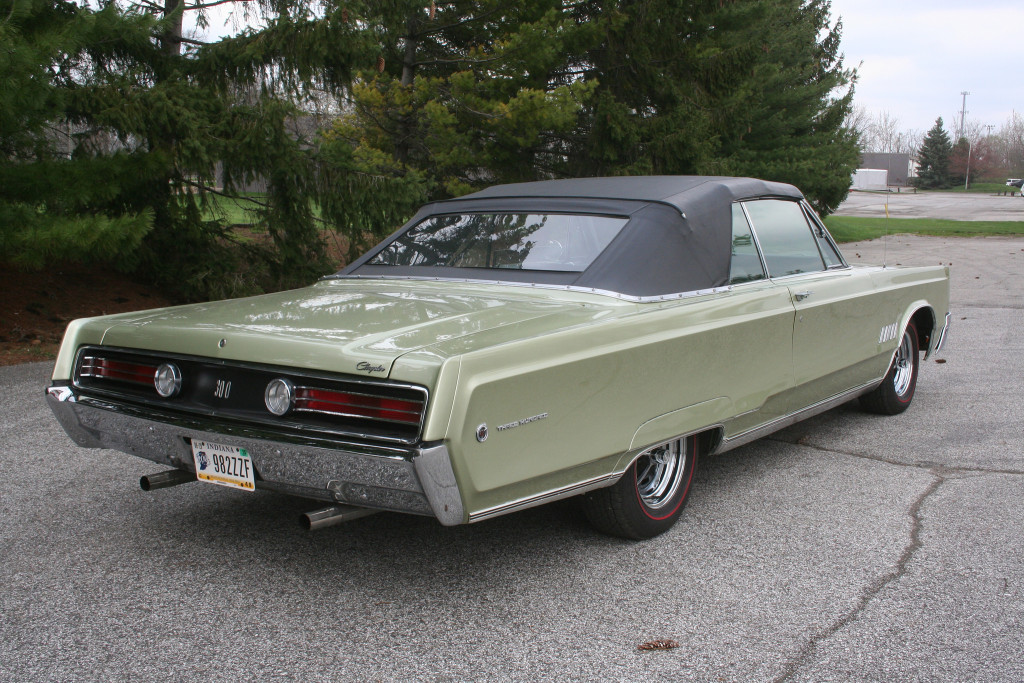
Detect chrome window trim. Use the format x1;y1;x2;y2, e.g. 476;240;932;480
801;200;850;269
765;269;852;284
729;203;768;285
737;201;771;281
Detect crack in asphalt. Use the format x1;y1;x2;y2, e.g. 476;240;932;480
768;435;1024;476
771;471;946;683
766;435;1023;681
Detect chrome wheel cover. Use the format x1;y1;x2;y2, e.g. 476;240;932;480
636;439;688;510
892;329;915;396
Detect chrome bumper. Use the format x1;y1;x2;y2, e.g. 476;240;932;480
46;386;465;525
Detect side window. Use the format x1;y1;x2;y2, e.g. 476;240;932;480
730;204;766;284
744;200;825;277
803;205;844;268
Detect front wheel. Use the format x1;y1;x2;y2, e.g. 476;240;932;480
860;322;919;415
582;435;698;539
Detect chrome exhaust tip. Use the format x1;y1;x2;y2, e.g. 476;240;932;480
301;505;378;531
140;469;196;491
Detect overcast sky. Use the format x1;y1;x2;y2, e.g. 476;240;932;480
828;0;1022;135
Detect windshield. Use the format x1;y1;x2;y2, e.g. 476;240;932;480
368;213;628;273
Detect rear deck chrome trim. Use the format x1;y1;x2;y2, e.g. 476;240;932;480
326;274;730;304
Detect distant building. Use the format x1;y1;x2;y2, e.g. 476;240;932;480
851;169;888;191
860;153;912;186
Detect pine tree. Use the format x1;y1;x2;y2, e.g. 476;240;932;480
917;118;953;189
4;0;867;292
1;0;376;300
324;0;596;258
339;0;860;216
559;0;859;214
0;0;155;269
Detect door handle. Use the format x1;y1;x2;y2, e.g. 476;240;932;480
793;290;814;302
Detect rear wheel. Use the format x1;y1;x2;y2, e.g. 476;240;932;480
860;322;919;415
582;435;698;539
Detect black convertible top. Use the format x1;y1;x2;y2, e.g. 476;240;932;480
459;175;802;210
341;176;806;298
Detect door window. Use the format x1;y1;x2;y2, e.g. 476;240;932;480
743;200;825;277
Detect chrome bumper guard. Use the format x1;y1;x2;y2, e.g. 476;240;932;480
928;311;952;358
46;386;465;526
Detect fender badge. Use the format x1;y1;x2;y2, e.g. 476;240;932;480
476;424;489;442
496;412;549;432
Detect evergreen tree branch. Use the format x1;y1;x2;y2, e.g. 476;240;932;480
409;9;501;41
188;0;252;10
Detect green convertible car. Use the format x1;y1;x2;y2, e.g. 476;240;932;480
47;176;951;539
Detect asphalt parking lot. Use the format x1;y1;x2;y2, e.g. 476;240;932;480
2;233;1022;681
837;189;1024;221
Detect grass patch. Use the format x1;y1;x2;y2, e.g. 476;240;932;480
199;192;327;227
927;182;1019;194
824;216;1024;243
202;193;264;226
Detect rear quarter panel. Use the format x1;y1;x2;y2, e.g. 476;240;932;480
433;285;797;517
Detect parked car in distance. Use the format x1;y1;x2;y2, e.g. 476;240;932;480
1007;178;1024;195
47;176;951;539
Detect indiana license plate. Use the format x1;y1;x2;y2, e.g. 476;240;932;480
191;440;255;491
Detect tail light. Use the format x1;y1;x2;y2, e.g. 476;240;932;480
79;356;157;388
289;386;424;425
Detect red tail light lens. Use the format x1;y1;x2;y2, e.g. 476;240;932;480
80;356;157;387
294;387;424;425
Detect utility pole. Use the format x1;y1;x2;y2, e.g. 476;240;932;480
958;91;970;141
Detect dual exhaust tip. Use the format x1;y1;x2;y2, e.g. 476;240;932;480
139;468;378;530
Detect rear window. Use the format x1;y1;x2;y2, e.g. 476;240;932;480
368;213;628;273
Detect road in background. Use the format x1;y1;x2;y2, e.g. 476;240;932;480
836;190;1024;221
2;235;1022;682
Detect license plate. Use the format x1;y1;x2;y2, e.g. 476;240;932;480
191;440;255;491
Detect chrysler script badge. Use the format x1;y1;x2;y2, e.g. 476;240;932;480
356;361;386;373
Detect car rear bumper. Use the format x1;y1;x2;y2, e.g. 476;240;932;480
45;385;465;525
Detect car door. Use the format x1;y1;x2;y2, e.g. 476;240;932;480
742;199;885;411
717;203;797;437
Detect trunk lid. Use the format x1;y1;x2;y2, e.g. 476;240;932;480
97;279;627;377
